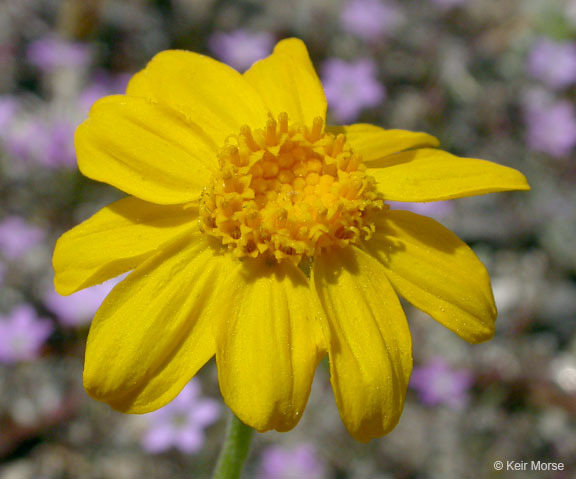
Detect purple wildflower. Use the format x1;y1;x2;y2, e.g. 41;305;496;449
2;117;77;169
527;38;576;90
79;73;131;112
524;98;576;158
2;118;42;164
341;0;403;41
141;380;221;454
321;58;385;123
208;31;274;72
388;201;454;219
0;305;53;363
40;121;77;168
0;96;19;131
27;36;91;72
410;357;473;409
44;278;121;327
258;444;327;479
0;216;45;260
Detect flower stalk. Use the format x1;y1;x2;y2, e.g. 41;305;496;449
212;411;254;479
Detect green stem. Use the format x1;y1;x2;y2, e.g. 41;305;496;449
212;412;254;479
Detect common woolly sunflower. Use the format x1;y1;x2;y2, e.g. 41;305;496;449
53;38;529;441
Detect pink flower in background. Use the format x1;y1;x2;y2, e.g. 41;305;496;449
0;216;45;260
44;277;122;327
0;305;53;363
27;37;91;71
2;118;44;164
141;380;221;454
524;99;576;158
79;73;131;112
258;444;327;479
40;121;77;168
321;58;385;122
341;0;403;41
2;73;128;170
387;200;454;220
208;31;274;71
2;117;77;169
527;38;576;90
0;96;19;130
410;358;473;409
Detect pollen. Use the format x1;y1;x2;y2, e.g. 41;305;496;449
200;113;384;263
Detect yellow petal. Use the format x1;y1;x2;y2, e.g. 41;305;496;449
365;210;497;343
126;50;269;144
84;232;235;413
367;148;531;201
214;257;325;432
313;246;412;442
244;38;327;125
76;96;216;204
327;123;439;163
53;196;197;295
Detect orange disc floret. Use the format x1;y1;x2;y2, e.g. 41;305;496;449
200;113;384;263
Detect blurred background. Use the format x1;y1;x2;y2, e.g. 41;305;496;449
0;0;575;478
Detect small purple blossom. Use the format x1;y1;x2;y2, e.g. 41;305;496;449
341;0;403;41
3;117;77;168
0;96;19;130
141;380;221;454
410;357;473;409
79;73;131;112
44;278;121;327
40;121;77;168
524;98;576;158
0;216;45;260
0;305;53;363
527;38;576;90
27;37;91;72
388;201;454;219
208;31;274;72
321;58;385;123
258;444;327;479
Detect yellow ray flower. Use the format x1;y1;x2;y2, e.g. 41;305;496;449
53;38;530;442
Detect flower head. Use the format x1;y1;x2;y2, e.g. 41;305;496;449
79;73;131;112
527;38;576;90
53;38;529;441
321;58;385;122
2;116;77;169
44;277;121;327
258;444;327;479
387;200;454;220
141;380;220;454
524;97;576;158
27;36;91;72
0;305;53;363
0;95;19;130
0;216;45;260
410;357;473;409
340;0;403;41
209;31;274;72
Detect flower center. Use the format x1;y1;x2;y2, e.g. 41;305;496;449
200;113;383;263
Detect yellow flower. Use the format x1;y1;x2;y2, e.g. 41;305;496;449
53;38;529;442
